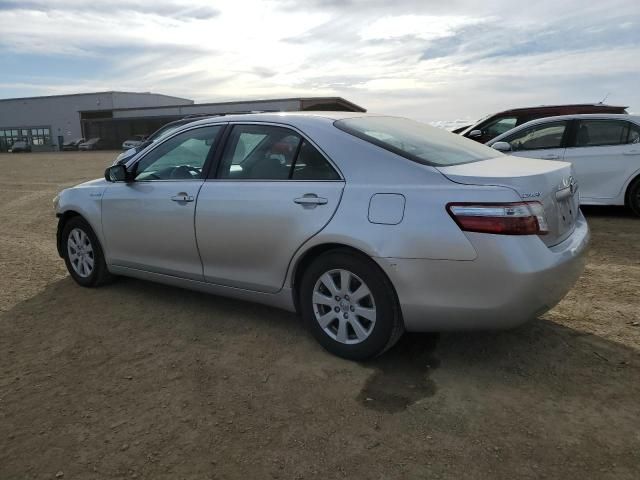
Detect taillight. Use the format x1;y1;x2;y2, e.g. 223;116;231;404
447;202;549;235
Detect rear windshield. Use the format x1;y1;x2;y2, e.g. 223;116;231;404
334;116;499;166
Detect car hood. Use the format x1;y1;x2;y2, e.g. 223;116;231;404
75;178;109;188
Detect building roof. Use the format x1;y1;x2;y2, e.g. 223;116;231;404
0;91;193;103
106;96;366;114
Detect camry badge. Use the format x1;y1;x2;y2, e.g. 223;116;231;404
521;192;541;198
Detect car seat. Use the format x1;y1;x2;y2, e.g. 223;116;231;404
576;125;590;146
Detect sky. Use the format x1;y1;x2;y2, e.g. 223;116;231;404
0;0;639;126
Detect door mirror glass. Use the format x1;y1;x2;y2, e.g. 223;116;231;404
468;129;482;138
491;141;512;152
105;164;128;182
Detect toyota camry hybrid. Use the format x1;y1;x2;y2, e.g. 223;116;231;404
54;112;589;360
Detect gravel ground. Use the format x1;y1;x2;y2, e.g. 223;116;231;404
1;152;639;479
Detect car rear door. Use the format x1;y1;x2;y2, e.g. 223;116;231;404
102;125;225;280
195;123;344;293
562;119;639;201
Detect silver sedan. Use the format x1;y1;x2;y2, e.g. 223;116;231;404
54;113;589;359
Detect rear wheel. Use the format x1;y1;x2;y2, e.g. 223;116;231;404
628;178;640;217
299;250;403;360
62;216;114;287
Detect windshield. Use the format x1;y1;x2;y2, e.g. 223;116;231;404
147;123;186;143
334;116;499;166
459;113;492;136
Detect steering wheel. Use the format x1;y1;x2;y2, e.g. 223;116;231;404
170;165;201;179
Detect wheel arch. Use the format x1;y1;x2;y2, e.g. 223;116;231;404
624;172;640;207
290;242;402;319
56;210;83;257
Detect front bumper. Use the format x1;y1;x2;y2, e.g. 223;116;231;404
375;212;590;331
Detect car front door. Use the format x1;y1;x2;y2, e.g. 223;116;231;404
562;119;640;201
195;123;344;293
503;120;569;163
102;124;225;280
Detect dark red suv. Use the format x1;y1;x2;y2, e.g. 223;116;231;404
456;103;628;143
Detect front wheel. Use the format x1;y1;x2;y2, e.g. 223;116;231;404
62;216;114;287
299;250;404;360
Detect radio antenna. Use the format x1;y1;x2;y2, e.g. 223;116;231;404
599;92;610;104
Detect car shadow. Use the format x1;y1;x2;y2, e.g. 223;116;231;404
2;275;638;415
2;276;639;478
581;205;635;218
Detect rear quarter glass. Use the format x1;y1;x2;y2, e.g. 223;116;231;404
334;116;500;167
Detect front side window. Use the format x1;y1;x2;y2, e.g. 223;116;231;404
483;116;517;138
135;125;222;181
335;116;498;166
218;124;339;180
505;121;568;151
574;120;629;147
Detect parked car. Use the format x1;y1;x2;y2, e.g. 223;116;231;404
488;114;640;216
54;113;588;360
113;115;220;165
459;104;628;144
62;138;85;151
78;138;103;151
9;141;31;153
121;135;147;150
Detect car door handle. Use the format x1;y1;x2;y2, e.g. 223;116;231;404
294;194;328;207
623;150;640;155
171;193;194;202
541;154;560;160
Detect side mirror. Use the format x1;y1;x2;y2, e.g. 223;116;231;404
468;129;482;138
105;164;129;182
491;141;512;153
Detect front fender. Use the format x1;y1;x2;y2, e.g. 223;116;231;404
55;179;108;255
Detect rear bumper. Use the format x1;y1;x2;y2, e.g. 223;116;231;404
375;212;590;331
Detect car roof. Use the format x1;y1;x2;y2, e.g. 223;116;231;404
494;103;628;115
512;113;639;124
179;111;374;129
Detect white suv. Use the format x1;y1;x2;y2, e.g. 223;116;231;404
488;114;640;215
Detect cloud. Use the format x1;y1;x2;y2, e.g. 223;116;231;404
0;0;638;122
0;0;220;19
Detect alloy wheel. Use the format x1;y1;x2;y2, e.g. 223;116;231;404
312;269;377;345
67;227;94;278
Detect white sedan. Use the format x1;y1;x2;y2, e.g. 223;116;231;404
488;114;640;215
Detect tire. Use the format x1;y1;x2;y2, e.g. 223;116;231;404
62;216;114;287
299;250;404;360
628;178;640;217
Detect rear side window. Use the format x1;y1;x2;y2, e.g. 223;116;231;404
292;141;340;180
504;121;568;151
629;123;640;144
334;116;497;166
218;124;339;180
574;120;630;147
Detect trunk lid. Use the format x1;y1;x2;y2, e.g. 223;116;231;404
437;156;579;246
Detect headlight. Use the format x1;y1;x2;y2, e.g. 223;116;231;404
52;194;59;210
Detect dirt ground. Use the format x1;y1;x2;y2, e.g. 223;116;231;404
1;152;639;480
